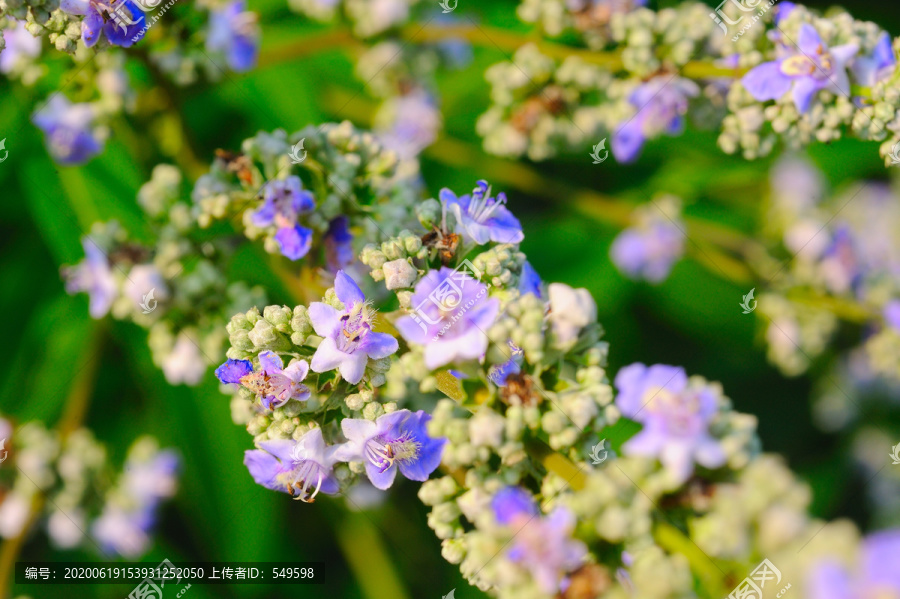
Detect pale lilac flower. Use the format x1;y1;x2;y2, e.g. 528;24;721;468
491;486;587;594
252;176;315;260
122;448;180;506
47;509;86;549
742;24;858;113
884;300;900;331
324;216;354;273
335;410;446;490
0;21;41;74
309;271;398;384
807;529;900;599
161;333;207;386
60;0;146;48
610;200;685;283
92;505;154;557
244;428;340;502
207;0;259;72
615;363;726;483
62;239;117;318
238;351;311;410
852;33;895;87
0;493;31;539
395;267;500;369
612;76;699;163
33;96;104;165
125;264;168;311
377;89;442;160
441;180;524;245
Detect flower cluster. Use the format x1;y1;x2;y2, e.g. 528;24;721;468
0;415;178;557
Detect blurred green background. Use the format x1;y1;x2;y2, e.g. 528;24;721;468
1;0;899;597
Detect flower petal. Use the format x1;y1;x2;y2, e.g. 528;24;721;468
334;270;365;308
310;336;346;374
308;303;341;338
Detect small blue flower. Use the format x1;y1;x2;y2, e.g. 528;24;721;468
807;530;900;599
518;261;542;297
324;216;354;273
491;486;538;524
239;351;311;410
335;409;446;490
253;176;315;260
772;1;796;25
309;271;399;384
612;76;698;163
206;0;259;72
615;363;726;483
244;428;340;502
0;21;41;74
742;23;858;113
610;218;684;283
62;238;117;318
395;267;500;370
214;358;253;384
60;0;145;48
33;96;104;165
441;180;524;245
852;32;896;87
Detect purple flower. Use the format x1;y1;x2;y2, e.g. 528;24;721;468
807;529;900;599
610;218;685;283
395;267;500;370
309;271;399;384
615;363;725;483
335;410;446;490
441;180;524;245
206;0;259;72
244;428;340;502
253;176;315;260
122;449;180;508
62;238;117;318
612;76;698;163
324;216;354;273
377;89;442;160
884;300;900;331
499;502;588;594
32;96;104;165
772;1;796;25
60;0;145;48
852;32;896;87
818;225;862;295
0;21;41;74
742;24;858;113
519;261;543;297
239;351;311;410
214;358;253;384
93;506;156;557
491;486;538;524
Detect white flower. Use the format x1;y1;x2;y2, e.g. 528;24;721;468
548;283;597;349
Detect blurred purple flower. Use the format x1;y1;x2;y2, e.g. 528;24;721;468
0;21;41;74
807;529;900;599
441;180;524;245
519;261;543;297
309;271;398;384
214;358;253;384
62;239;117;318
742;24;858;113
610;204;685;283
884;300;900;331
33;96;104;165
335;409;446;490
324;216;354;272
207;0;259;72
244;429;340;502
377;89;442;160
612;76;698;163
253;176;315;260
491;486;538;524
395;267;500;370
615;363;725;483
852;32;896;87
